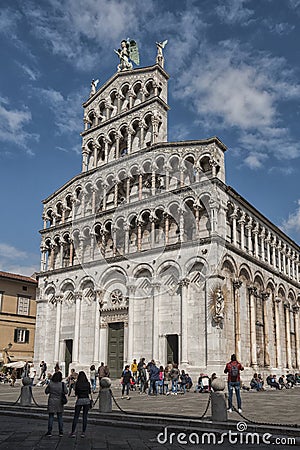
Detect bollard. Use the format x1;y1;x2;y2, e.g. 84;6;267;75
210;378;227;422
99;377;112;413
20;377;32;406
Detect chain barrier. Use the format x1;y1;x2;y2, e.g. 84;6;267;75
198;392;211;419
2;384;299;430
110;388;129;414
29;386;43;408
231;405;299;428
90;391;100;409
10;392;21;406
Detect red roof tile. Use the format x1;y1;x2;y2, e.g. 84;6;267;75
0;271;37;284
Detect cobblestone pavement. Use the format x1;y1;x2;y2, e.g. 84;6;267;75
0;382;299;425
0;415;298;450
0;383;299;449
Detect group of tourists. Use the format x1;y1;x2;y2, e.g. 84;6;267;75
120;358;193;399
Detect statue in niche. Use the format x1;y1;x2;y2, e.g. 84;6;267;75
215;289;225;318
114;39;139;72
209;286;226;327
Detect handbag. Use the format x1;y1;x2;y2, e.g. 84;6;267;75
61;382;68;405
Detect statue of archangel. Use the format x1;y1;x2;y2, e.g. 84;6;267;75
114;39;139;72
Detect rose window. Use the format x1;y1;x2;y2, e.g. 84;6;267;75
110;289;123;305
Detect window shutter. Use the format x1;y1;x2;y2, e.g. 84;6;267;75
14;329;18;343
25;330;30;343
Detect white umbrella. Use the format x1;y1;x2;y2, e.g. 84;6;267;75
4;361;26;369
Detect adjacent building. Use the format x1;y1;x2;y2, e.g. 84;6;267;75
34;44;300;378
0;271;37;365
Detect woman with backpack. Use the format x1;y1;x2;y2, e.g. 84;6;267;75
224;354;244;413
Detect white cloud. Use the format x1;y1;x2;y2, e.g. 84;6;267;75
16;62;40;81
20;0;154;70
0;96;39;153
282;200;300;235
244;152;267;169
33;87;83;135
174;40;300;165
216;0;254;25
0;243;27;260
0;243;39;276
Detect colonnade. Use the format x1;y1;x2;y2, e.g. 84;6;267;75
228;205;300;283
233;281;300;370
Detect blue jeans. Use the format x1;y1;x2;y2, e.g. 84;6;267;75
90;378;96;392
171;379;178;393
228;381;242;409
71;404;89;433
48;412;63;434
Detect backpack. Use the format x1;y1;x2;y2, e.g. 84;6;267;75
230;363;239;380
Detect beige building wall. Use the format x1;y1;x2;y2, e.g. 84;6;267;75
0;272;37;364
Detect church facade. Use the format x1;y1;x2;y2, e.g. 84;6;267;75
34;46;300;379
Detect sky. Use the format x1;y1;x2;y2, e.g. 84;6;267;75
1;0;300;276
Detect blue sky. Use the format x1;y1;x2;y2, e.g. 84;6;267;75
1;0;300;276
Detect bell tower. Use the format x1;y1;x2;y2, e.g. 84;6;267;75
81;42;170;173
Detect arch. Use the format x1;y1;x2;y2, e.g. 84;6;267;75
133;264;154;278
238;264;252;282
99;265;128;286
221;255;237;275
157;260;182;278
60;278;75;293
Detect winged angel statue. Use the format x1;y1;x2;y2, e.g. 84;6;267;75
114;39;140;72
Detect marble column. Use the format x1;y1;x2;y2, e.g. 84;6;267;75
262;292;270;367
238;213;246;251
93;290;104;364
137;221;142;252
271;237;277;268
72;291;82;363
233;280;242;361
293;306;300;370
248;287;257;368
274;297;282;368
40;246;47;272
231;210;238;246
152;282;160;362
54;296;62;363
277;241;282;272
260;228;265;262
150;216;156;248
126;177;131;203
266;232;271;265
127;284;136;363
164;213;169;246
284;303;292;369
253;223;259;258
138;173;143;201
69;240;74;266
246;218;253;255
180;278;190;364
123;224;129;254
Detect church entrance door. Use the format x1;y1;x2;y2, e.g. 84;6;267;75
108;322;124;378
166;334;178;364
64;339;73;377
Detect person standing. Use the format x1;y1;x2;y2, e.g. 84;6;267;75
39;361;47;380
121;365;132;399
69;371;92;438
89;365;96;393
131;359;138;381
224;354;244;413
45;371;68;437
